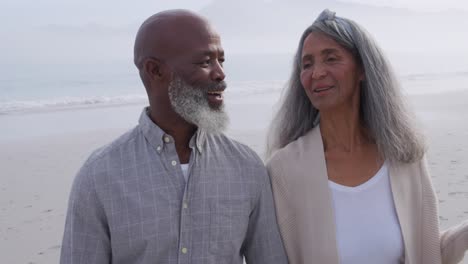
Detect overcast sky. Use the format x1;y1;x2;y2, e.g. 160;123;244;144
1;0;467;65
344;0;468;11
0;0;468;24
2;0;467;28
0;0;210;28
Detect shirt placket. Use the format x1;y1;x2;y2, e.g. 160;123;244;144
178;143;199;264
161;134;197;264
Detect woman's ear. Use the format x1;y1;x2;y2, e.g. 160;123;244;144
359;67;365;82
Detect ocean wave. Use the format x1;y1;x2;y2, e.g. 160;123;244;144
0;80;287;114
0;94;148;114
401;71;468;81
1;73;467;114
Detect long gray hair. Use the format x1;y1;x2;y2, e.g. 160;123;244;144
266;9;425;163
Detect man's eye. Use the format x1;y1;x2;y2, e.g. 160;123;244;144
302;63;311;69
326;56;338;62
196;60;210;67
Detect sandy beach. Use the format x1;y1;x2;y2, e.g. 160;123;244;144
1;88;468;263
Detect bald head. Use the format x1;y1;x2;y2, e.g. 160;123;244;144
134;9;215;69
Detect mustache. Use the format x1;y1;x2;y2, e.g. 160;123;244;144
198;81;227;92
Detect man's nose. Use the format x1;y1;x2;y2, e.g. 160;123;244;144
210;60;225;82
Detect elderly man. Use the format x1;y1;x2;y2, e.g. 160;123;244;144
60;9;287;264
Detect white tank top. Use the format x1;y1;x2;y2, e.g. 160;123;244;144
180;163;189;182
328;162;404;264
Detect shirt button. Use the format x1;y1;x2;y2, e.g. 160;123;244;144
164;136;170;143
183;202;188;209
181;247;188;254
156;146;161;152
171;160;177;166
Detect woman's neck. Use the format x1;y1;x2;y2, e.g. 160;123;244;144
319;104;371;153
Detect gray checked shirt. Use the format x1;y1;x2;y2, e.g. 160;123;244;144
60;108;288;264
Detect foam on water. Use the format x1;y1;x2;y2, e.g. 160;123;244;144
1;71;468;115
0;94;147;114
0;80;287;114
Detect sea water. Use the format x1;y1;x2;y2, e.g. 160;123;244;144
1;52;468;115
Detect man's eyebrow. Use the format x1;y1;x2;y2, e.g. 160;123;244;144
194;50;225;58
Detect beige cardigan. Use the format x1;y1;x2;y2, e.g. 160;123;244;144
267;126;468;264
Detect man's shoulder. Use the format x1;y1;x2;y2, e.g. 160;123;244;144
82;126;141;168
207;133;264;166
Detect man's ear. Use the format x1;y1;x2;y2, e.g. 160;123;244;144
144;57;167;81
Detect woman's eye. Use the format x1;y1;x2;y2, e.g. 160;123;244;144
326;57;338;62
302;63;311;69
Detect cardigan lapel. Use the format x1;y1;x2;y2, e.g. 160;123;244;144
298;126;340;263
389;162;421;264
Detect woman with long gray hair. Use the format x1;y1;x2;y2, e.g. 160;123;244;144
266;9;468;264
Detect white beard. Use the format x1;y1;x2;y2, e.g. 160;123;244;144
168;76;229;134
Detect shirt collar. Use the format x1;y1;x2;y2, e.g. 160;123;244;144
138;107;205;154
